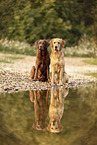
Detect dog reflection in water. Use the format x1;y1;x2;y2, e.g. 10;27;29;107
47;87;69;133
30;90;49;130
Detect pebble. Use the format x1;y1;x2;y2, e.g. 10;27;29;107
0;69;97;94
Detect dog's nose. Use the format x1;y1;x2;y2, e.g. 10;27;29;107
40;45;42;48
53;121;56;126
55;46;57;50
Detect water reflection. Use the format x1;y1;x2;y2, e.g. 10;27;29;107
30;90;49;130
47;87;69;133
30;87;69;133
0;85;97;144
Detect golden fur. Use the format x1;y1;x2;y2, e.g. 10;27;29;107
50;38;68;85
47;87;69;133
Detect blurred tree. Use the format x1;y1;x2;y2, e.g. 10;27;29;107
0;0;28;37
7;0;72;44
86;0;97;42
0;0;14;37
0;0;97;45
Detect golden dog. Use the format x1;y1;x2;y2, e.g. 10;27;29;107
50;38;68;85
47;87;69;133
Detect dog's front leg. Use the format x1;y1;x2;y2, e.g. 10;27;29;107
59;88;62;103
46;90;49;105
51;89;54;104
59;67;63;85
51;67;54;84
47;66;50;81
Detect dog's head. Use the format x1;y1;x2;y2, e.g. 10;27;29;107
50;38;65;52
35;40;49;51
47;118;63;133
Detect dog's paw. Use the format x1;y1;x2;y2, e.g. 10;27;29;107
47;78;51;82
32;78;38;81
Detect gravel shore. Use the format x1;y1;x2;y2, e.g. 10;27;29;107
0;53;97;93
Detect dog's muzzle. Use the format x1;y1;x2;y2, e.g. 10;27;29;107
39;45;44;50
54;45;60;51
55;46;58;50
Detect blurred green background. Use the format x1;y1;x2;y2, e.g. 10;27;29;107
0;0;97;56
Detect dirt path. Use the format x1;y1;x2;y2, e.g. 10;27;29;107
65;57;97;81
0;53;97;79
0;53;97;93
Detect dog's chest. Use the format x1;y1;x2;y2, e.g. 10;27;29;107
51;53;62;65
38;50;49;60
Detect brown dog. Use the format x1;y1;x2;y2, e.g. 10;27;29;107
47;87;69;133
30;40;50;81
30;90;49;130
50;38;68;85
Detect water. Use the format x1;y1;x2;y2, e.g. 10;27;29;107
0;84;97;145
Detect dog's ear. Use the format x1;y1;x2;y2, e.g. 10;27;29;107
58;124;63;132
49;39;53;47
47;124;50;132
62;40;66;47
35;40;39;46
32;123;36;129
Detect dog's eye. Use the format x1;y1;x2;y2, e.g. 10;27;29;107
54;42;55;44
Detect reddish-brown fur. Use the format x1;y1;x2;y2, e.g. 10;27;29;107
30;40;50;81
30;90;49;130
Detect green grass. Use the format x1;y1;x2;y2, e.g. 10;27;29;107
0;37;97;57
0;56;24;63
0;59;13;63
5;56;24;60
0;38;37;56
83;58;97;65
85;73;97;78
